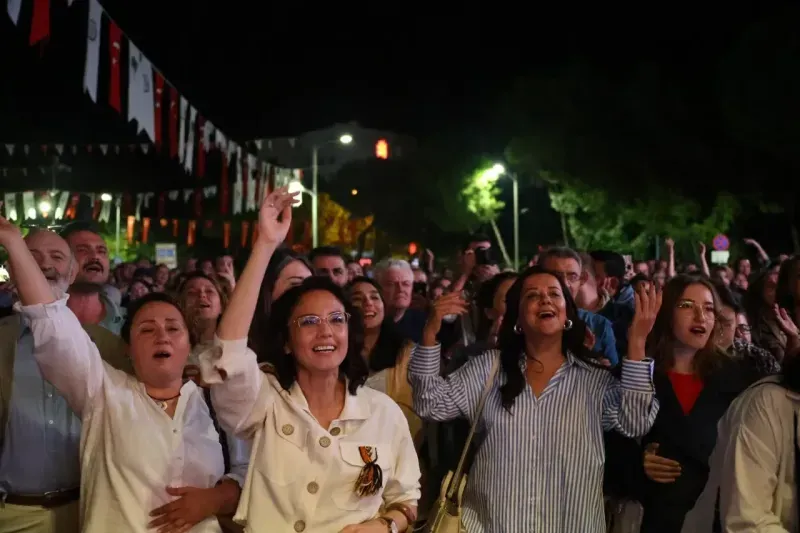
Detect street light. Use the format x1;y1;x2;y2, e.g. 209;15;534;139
311;133;353;248
491;163;520;271
100;193;112;202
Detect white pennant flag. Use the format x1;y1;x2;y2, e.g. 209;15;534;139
3;193;17;221
54;144;64;155
135;193;144;220
246;154;258;211
128;43;156;142
178;97;188;163
55;191;70;220
168;190;179;201
203;121;215;151
22;192;36;220
83;0;102;103
99;144;108;155
4;144;13;156
7;0;21;25
98;198;112;222
183;189;193;203
141;144;149;155
183;106;197;174
232;147;243;215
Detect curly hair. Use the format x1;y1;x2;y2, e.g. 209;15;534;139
260;276;369;395
496;265;605;410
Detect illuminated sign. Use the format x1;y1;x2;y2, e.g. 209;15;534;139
375;139;389;159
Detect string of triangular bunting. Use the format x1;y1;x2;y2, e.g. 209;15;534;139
5;0;303;217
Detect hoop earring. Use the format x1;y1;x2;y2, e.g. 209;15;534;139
513;324;522;335
564;319;573;331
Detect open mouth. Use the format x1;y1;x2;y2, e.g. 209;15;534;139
312;345;336;353
85;265;103;273
153;351;171;359
198;302;211;309
689;326;707;335
537;311;556;319
363;312;377;319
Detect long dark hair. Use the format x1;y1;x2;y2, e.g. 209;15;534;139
345;276;405;373
248;247;313;358
776;255;800;313
647;274;724;379
261;276;369;395
496;266;601;410
475;272;518;342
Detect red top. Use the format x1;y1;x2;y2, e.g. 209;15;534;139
667;371;704;415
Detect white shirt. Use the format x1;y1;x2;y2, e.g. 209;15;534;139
199;337;421;533
682;376;799;532
20;299;238;533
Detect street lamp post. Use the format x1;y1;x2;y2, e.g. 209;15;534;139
101;193;120;260
310;134;353;248
491;164;520;271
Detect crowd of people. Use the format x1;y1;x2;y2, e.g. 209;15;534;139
0;186;799;533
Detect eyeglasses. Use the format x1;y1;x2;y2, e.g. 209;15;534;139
293;312;351;330
735;324;752;333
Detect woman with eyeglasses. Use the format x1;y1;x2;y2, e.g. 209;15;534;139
199;189;421;533
637;275;777;533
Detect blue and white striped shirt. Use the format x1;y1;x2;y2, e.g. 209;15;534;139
410;344;658;533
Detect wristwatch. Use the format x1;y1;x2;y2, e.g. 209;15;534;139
377;516;398;533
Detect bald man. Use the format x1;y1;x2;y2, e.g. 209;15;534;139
0;230;129;533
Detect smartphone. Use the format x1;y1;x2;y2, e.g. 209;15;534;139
410;257;420;269
474;247;495;266
413;281;427;296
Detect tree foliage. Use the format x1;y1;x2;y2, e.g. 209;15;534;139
503;8;800;254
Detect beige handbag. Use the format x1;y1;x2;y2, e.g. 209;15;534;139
424;353;500;533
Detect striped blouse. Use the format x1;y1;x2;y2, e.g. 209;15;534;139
410;344;659;533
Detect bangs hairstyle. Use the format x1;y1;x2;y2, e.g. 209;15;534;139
262;276;369;395
646;274;725;379
178;272;230;310
345;276;405;373
496;265;604;410
121;292;185;343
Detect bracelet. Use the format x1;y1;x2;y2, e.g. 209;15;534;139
385;502;417;526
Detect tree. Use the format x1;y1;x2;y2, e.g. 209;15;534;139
460;164;513;265
541;172;740;258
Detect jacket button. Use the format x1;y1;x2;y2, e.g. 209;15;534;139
330;427;341;436
319;436;331;448
282;424;294;435
307;481;319;494
294;520;306;532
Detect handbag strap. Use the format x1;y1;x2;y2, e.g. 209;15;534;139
445;351;501;500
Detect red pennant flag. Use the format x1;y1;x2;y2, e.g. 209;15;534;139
153;73;165;151
220;153;229;215
108;21;123;113
196;116;206;178
30;0;50;45
168;87;179;158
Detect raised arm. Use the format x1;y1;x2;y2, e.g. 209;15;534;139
409;293;495;422
200;188;297;438
603;283;660;437
0;220;105;416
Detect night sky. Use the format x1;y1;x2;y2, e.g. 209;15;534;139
0;2;797;251
0;2;785;145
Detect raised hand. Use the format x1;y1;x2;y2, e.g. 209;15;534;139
422;291;468;346
628;283;662;361
0;214;22;248
774;305;800;340
256;187;299;246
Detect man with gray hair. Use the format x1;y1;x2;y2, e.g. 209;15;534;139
374;258;427;343
0;229;129;533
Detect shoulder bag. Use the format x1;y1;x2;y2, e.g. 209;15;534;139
424;352;500;533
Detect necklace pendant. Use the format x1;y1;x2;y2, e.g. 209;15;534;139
157;400;168;411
